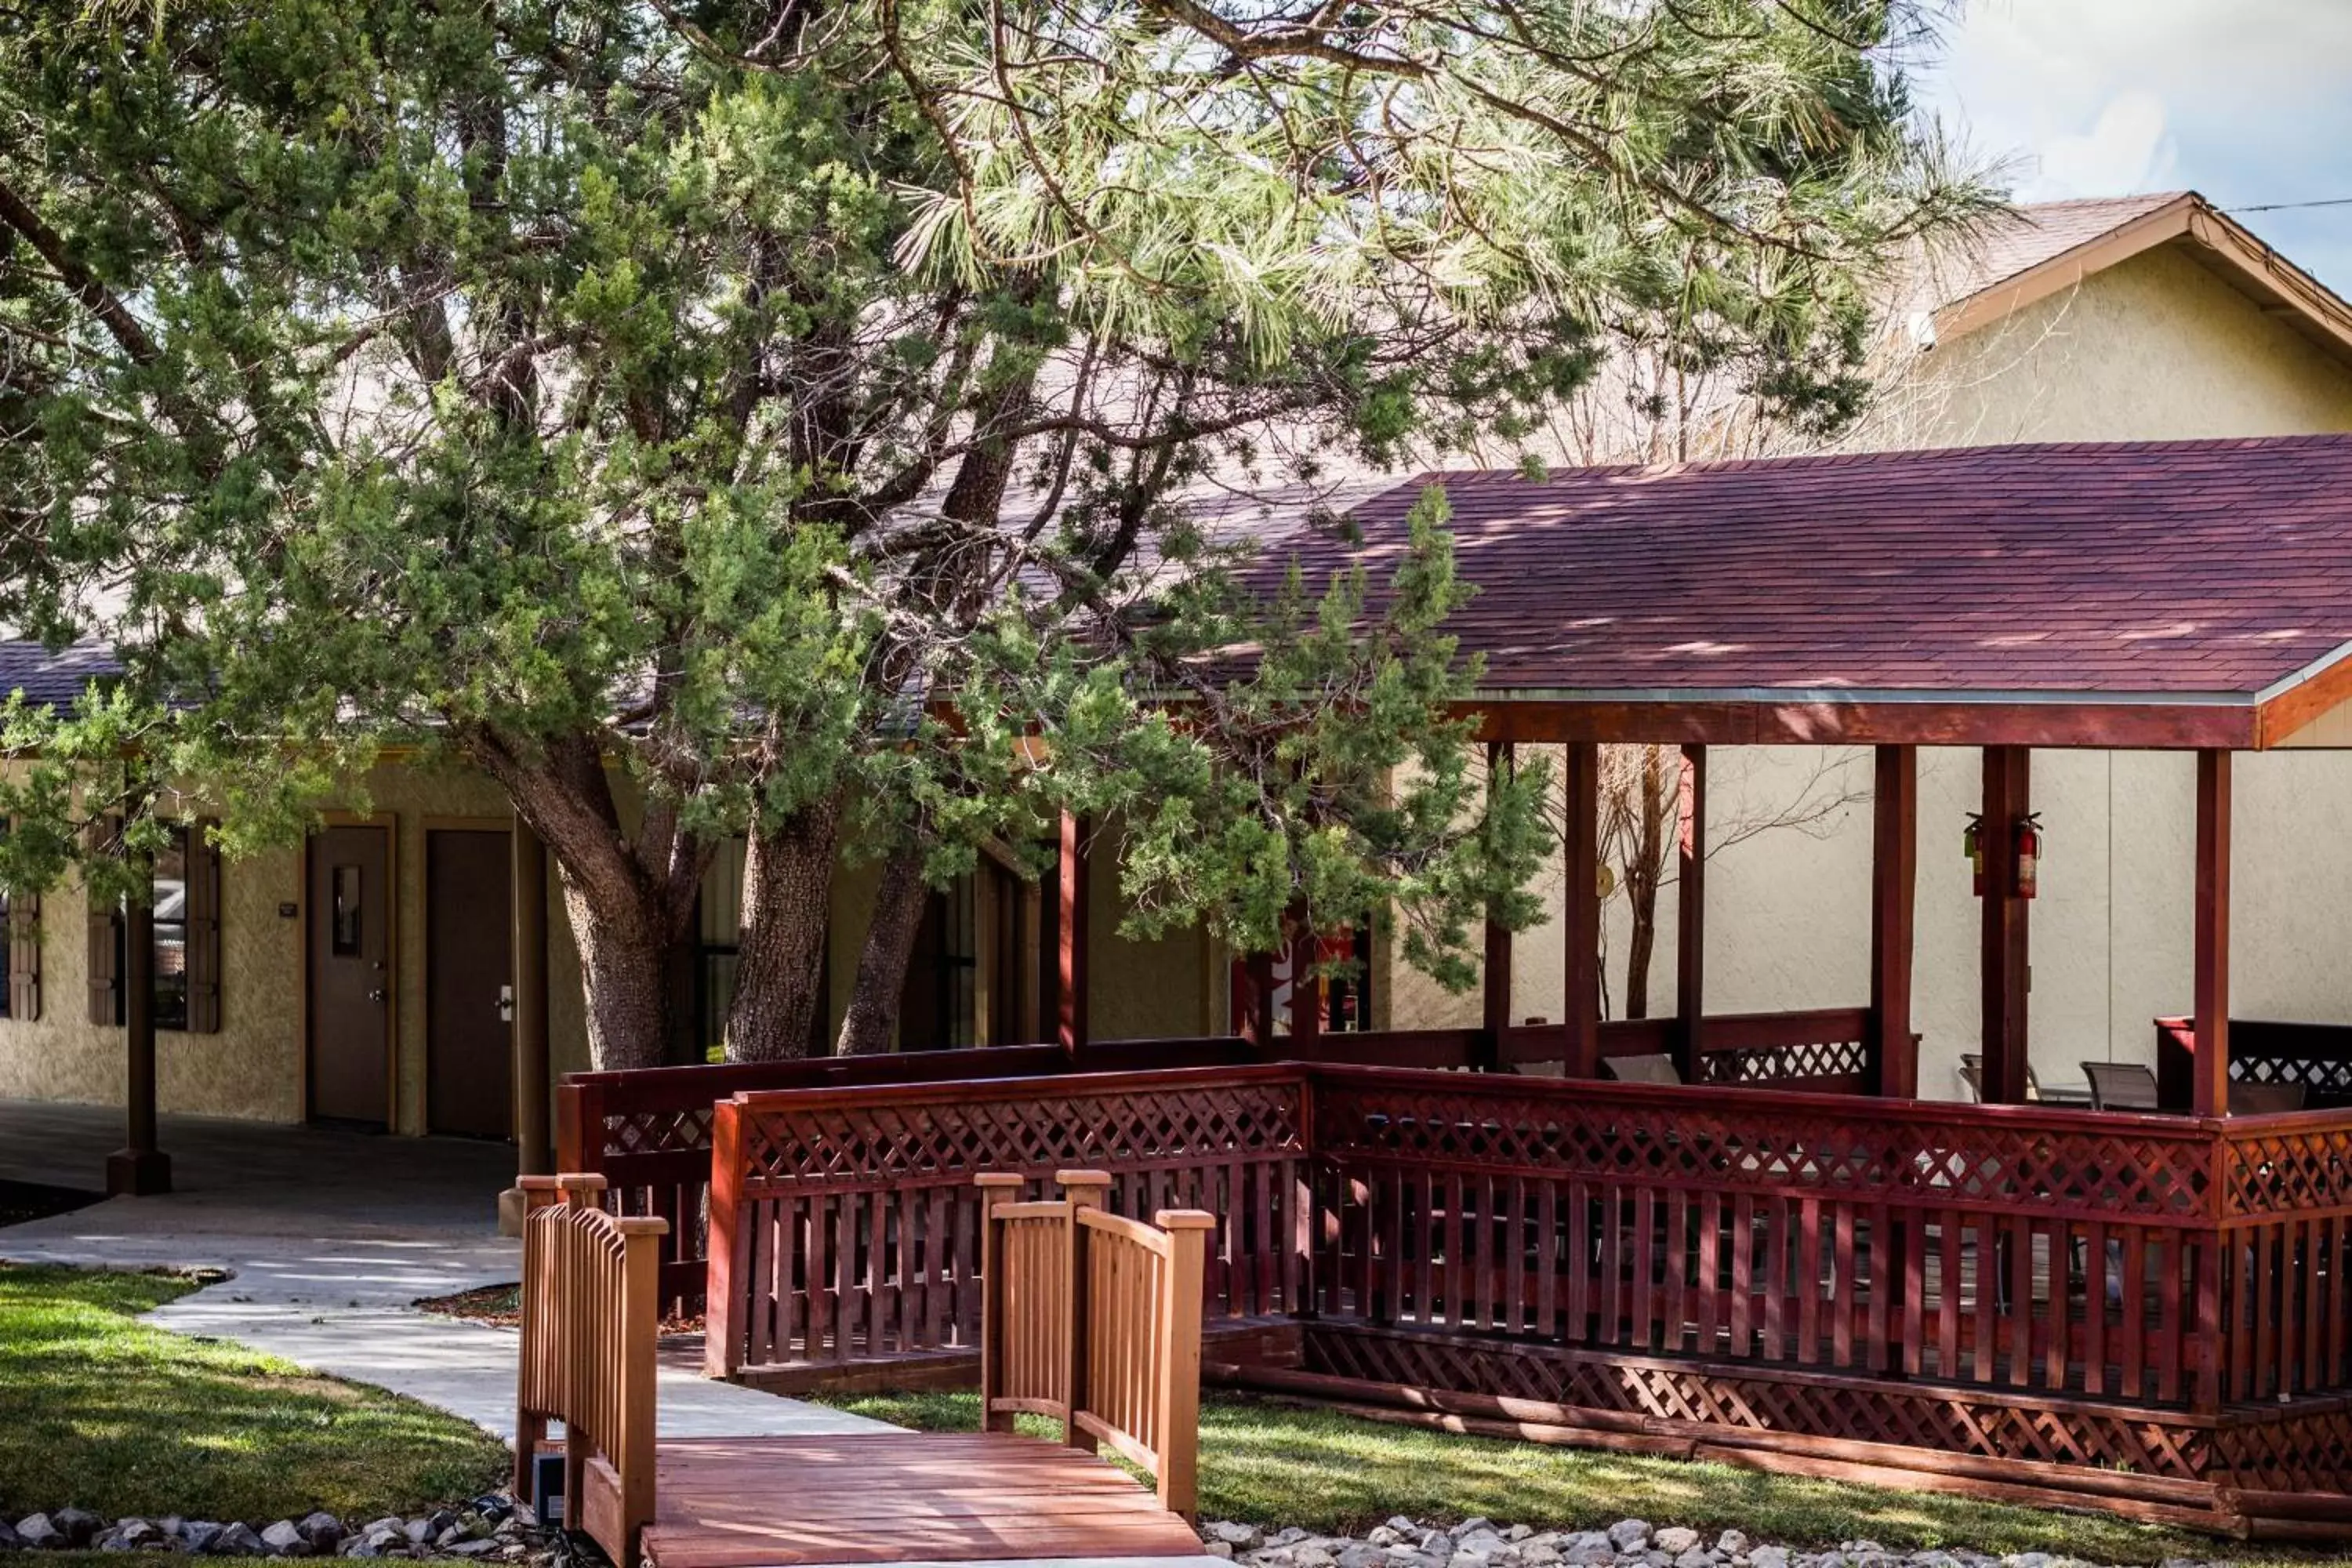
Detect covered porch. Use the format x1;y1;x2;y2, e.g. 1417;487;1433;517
575;438;2352;1534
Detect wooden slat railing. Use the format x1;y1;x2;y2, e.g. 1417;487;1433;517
1306;1067;2233;1410
560;1038;1258;1311
516;1174;668;1568
705;1065;1308;1378
978;1171;1213;1519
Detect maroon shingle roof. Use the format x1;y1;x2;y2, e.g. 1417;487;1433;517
1300;435;2352;702
1934;193;2187;314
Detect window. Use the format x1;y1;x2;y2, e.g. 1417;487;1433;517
694;840;746;1064
900;871;978;1051
151;827;191;1032
89;819;217;1033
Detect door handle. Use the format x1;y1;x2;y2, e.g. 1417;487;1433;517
499;984;514;1024
368;987;388;1004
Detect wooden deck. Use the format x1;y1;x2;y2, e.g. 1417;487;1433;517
639;1432;1207;1567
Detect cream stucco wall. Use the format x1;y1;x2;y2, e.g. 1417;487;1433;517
1389;239;2352;1098
0;761;588;1137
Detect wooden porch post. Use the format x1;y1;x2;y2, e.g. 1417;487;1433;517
511;818;552;1178
2194;749;2232;1116
107;879;170;1196
1867;745;1918;1098
1482;742;1514;1071
1980;746;2031;1105
1563;742;1602;1078
1058;811;1090;1053
1672;744;1706;1083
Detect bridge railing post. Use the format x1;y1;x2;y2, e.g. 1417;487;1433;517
975;1174;1025;1433
1153;1210;1216;1521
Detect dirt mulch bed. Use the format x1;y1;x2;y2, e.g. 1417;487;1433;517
416;1281;704;1337
0;1178;106;1229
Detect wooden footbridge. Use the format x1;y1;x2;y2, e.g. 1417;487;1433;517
516;1172;1214;1568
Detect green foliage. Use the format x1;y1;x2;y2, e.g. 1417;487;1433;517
0;1265;506;1521
0;0;1998;1040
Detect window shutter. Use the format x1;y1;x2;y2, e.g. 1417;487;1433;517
9;890;38;1023
85;815;121;1027
185;820;223;1034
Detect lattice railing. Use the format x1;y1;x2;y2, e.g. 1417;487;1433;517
705;1066;1309;1377
1305;1068;2243;1410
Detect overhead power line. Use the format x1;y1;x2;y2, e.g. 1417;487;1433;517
2226;196;2352;214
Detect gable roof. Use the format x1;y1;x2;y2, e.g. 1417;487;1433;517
1305;435;2352;750
1931;192;2352;370
0;640;120;709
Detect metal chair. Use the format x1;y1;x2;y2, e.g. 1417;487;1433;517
2082;1062;2161;1112
1601;1053;1682;1085
1959;1052;2046;1102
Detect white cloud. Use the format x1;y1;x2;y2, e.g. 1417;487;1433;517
2027;91;2176;200
1911;0;2352;289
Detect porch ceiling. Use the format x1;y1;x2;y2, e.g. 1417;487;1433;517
1300;434;2352;749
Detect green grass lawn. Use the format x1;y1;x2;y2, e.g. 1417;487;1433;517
816;1389;2246;1563
0;1265;507;1522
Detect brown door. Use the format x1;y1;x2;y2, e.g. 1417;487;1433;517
426;829;513;1140
307;824;392;1127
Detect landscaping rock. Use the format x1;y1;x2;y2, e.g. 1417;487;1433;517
13;1517;61;1551
447;1543;500;1558
263;1520;314;1557
300;1513;347;1550
0;1519;23;1553
340;1539;381;1559
1715;1535;1748;1559
1608;1522;1651;1554
1746;1549;1788;1568
1654;1529;1700;1556
53;1512;100;1550
182;1523;226;1555
1210;1523;1263;1549
212;1523;267;1557
1205;1545;1235;1562
1672;1548;1713;1568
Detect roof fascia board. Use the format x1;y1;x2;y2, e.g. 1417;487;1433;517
1465;695;2256;750
2181;204;2352;367
1933;196;2194;343
2256;637;2352;747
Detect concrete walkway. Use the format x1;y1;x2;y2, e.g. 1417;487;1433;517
0;1099;890;1442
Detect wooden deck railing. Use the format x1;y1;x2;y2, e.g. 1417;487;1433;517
704;1064;1309;1377
515;1174;668;1568
562;1011;1872;1311
558;1038;1259;1310
696;1060;2352;1533
978;1171;1214;1519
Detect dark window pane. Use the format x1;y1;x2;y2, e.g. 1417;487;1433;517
332;864;362;955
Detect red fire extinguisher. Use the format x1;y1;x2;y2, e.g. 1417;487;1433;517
2014;813;2043;900
1962;814;1986;898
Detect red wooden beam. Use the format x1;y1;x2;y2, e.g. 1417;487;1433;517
1673;744;1706;1083
1979;746;2031;1105
1483;742;1515;1069
1058;811;1091;1053
1468;698;2255;751
1563;742;1602;1078
1867;745;1918;1098
2194;750;2232;1116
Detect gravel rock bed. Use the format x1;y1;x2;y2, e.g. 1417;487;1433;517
1196;1516;2228;1568
0;1496;558;1559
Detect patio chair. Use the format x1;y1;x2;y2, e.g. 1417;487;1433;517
2230;1080;2308;1114
1601;1054;1682;1085
2082;1062;2160;1112
1958;1053;2045;1103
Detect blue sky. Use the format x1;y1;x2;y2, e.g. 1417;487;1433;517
1909;1;2352;293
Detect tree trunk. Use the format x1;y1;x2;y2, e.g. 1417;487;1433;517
1621;746;1671;1019
836;841;932;1055
557;873;673;1071
725;795;843;1062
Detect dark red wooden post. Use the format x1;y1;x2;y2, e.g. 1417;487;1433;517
1482;742;1515;1071
1240;951;1276;1048
1867;745;1918;1098
703;1099;744;1377
1672;744;1706;1083
1979;746;2031;1105
1058;811;1091;1053
2193;749;2231;1116
1563;741;1602;1078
